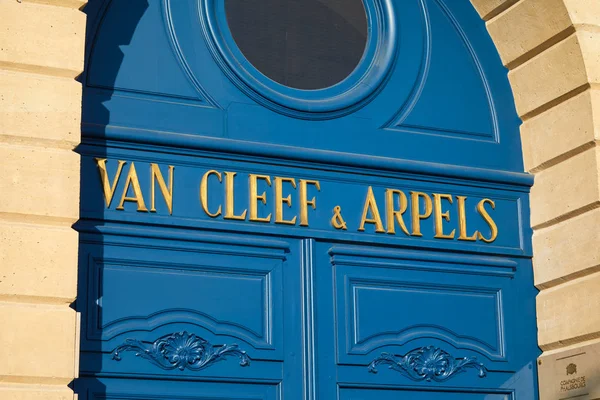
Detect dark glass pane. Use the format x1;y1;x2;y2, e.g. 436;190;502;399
225;0;368;90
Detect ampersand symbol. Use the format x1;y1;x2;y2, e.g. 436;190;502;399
331;206;347;230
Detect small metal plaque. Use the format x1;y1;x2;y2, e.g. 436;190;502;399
538;341;600;399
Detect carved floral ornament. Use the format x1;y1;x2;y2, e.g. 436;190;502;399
368;346;487;382
113;331;486;383
112;331;250;371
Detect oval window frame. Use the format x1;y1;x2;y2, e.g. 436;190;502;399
200;0;397;118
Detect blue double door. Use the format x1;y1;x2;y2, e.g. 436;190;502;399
76;226;536;399
75;158;539;399
76;0;539;398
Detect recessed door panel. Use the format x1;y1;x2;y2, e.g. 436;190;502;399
313;242;537;398
331;248;513;366
77;229;302;388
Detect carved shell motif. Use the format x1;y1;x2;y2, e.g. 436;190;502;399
368;346;487;382
112;331;250;371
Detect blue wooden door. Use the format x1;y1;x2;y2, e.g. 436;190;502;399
75;0;540;399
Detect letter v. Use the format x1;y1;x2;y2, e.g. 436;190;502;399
96;158;126;208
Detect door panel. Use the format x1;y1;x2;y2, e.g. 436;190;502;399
330;246;513;364
313;242;537;398
79;234;285;356
77;229;302;394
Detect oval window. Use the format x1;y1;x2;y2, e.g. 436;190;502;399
224;0;369;90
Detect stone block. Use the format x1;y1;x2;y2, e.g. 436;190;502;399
533;208;600;288
530;146;600;228
0;303;76;382
0;384;73;400
564;0;600;27
0;70;81;146
470;0;515;20
509;33;588;118
487;0;571;67
0;221;78;302
538;338;600;399
521;88;600;172
21;0;86;8
537;272;600;350
0;144;80;221
577;28;600;85
0;0;86;75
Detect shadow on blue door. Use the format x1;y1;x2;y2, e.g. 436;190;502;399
75;0;148;398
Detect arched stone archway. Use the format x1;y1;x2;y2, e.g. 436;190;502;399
471;1;600;395
0;0;598;398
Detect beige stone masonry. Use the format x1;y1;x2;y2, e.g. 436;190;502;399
579;28;600;85
537;337;600;399
0;0;85;77
508;32;589;118
529;146;600;228
471;0;600;397
0;383;75;400
19;0;87;9
0;70;82;148
533;207;600;289
470;0;517;20
486;0;572;68
521;88;599;172
473;0;600;26
0;302;77;382
0;0;85;398
564;0;600;26
0;144;80;220
0;221;78;302
537;272;600;350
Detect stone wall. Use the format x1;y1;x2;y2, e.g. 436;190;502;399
471;0;600;397
0;0;86;398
